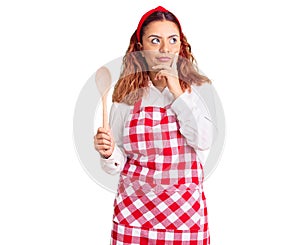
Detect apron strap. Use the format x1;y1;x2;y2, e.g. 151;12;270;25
133;99;142;114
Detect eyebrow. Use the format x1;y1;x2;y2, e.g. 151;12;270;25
147;34;179;39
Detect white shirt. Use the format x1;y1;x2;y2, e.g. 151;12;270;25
100;81;215;175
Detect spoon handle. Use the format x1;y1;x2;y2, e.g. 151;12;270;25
102;94;109;130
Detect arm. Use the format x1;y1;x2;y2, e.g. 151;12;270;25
99;103;128;175
171;85;215;151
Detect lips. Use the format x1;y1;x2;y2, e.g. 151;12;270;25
156;56;171;62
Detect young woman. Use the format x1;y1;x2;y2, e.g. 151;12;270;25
94;6;214;244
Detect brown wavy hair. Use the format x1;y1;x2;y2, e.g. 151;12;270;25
112;11;211;105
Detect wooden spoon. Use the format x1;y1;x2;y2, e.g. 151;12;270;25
95;66;112;130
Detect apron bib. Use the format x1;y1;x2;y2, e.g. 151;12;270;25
111;99;210;244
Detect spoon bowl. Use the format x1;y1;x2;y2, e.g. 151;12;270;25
95;66;112;129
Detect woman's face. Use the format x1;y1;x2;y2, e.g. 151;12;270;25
141;20;181;68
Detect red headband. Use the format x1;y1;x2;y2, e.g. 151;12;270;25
136;6;182;43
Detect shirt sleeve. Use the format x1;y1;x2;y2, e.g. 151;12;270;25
170;85;215;151
100;102;128;175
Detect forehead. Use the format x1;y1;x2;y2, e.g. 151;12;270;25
144;20;180;36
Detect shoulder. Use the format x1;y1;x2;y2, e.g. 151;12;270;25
111;102;132;113
190;83;214;101
190;82;212;92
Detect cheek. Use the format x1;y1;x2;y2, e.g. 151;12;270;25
172;43;181;53
143;54;155;66
143;51;157;61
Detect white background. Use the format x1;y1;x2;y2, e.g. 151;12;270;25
1;0;299;244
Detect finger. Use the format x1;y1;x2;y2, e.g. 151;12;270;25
154;70;171;80
97;127;109;134
95;138;111;146
94;138;112;150
98;144;112;151
153;66;177;79
108;129;115;143
96;133;111;141
96;144;112;153
152;65;171;71
154;71;163;81
96;130;111;138
107;128;113;138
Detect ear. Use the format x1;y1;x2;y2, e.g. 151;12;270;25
137;42;143;50
137;42;145;57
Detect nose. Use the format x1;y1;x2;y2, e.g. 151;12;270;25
159;40;169;53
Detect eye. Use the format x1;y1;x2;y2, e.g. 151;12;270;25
170;37;178;44
151;38;160;44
